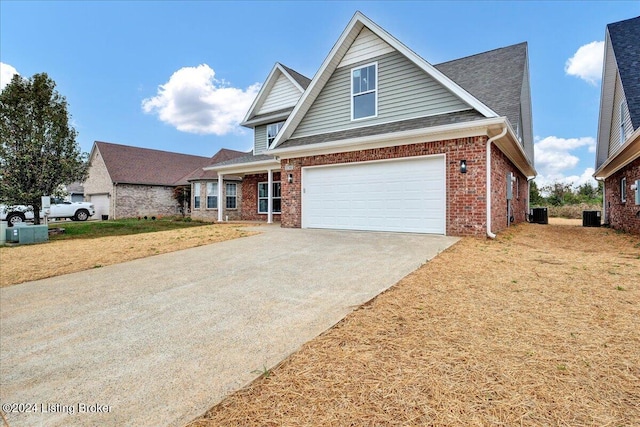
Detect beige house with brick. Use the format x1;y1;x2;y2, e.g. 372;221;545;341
84;141;227;220
203;12;536;237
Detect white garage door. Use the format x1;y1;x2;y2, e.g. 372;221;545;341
302;155;445;234
90;194;110;219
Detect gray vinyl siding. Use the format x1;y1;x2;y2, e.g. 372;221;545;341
254;125;268;154
609;75;633;156
292;50;470;138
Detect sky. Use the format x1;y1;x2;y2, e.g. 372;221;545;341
1;1;639;189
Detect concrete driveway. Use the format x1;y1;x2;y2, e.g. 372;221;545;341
0;226;457;427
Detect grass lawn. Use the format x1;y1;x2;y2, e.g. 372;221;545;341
0;219;258;287
48;217;210;240
188;222;640;427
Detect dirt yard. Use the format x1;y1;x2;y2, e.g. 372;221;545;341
0;224;257;287
188;222;640;426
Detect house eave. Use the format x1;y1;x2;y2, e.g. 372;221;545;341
203;158;281;175
269;117;536;177
594;127;640;179
240;110;292;128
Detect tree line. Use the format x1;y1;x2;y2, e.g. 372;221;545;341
530;180;603;207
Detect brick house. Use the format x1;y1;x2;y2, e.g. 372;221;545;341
206;12;536;236
84;141;242;220
184;148;246;222
594;16;640;234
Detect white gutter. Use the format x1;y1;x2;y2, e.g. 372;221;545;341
486;126;508;239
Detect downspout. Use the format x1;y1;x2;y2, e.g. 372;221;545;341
527;177;534;221
113;183;117;220
486;126;508;239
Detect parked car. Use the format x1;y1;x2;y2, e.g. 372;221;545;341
0;199;95;226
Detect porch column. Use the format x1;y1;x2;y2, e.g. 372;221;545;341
217;172;224;222
267;169;273;224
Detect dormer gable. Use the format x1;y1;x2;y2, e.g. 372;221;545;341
240;63;310;155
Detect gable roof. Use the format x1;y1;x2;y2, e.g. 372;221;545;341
434;43;528;137
608;15;640;129
241;63;311;127
595;15;640;172
182;148;247;181
93;141;211;186
271;11;498;149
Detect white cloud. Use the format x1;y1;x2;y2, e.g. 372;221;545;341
0;62;20;91
142;64;261;135
565;41;604;85
534;136;598;189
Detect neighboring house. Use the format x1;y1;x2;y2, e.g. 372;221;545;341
183;148;246;222
205;12;535;236
594;16;640;234
63;182;85;202
83;141;213;219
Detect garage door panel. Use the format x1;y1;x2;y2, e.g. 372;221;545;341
302;156;445;234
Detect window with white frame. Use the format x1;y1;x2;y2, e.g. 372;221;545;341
621;177;627;203
193;182;201;209
351;63;377;120
225;183;237;209
206;182;218;209
267;122;285;146
258;181;281;214
620;101;626;144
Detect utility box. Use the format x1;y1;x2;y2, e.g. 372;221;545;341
5;224;49;244
506;173;513;200
0;221;7;245
582;210;601;227
529;207;548;224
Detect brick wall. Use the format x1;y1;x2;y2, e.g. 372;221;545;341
114;184;180;218
279;136;529;236
604;156;640;234
241;172;282;221
190;179;242;222
490;147;529;234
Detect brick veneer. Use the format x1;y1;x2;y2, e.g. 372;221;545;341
278;136;528;236
115;184;180;218
604;156;640;234
190;179;242;222
241;172;282;221
490;147;528;233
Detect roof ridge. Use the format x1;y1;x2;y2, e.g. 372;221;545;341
434;42;528;67
95;141;210;160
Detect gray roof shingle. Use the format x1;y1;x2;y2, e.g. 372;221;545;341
608;16;640;130
434;42;528;130
280;64;312;89
279;110;486;149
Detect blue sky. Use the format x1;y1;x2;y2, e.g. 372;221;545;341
1;1;638;188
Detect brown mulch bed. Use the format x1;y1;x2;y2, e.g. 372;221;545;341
188;222;640;426
0;224;256;287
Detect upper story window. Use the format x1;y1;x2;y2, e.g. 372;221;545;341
267;122;285;147
351;63;377;120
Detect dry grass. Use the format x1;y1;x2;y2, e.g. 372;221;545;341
0;224;257;287
547;203;601;219
188;222;640;427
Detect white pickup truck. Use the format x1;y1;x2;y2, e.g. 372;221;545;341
0;199;95;226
